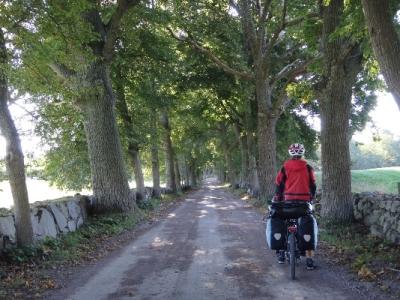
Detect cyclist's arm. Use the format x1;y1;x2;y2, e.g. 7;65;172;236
274;167;286;201
309;167;317;199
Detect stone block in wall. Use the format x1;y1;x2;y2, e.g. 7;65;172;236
67;201;80;220
390;201;400;213
370;224;383;238
75;195;89;221
31;208;58;240
67;220;76;232
48;203;69;233
364;211;380;226
76;216;84;228
0;215;16;247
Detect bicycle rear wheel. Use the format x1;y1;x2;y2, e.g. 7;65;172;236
289;233;296;280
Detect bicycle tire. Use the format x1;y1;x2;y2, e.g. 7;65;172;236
290;233;296;280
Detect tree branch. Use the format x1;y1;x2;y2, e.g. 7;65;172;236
220;99;244;126
48;63;76;80
255;0;273;56
272;90;290;117
103;0;141;61
272;56;318;87
238;0;259;58
167;27;254;81
268;11;319;50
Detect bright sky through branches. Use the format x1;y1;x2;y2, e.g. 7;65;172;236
0;93;399;160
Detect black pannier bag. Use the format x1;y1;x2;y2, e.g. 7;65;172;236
270;201;311;219
266;216;286;250
297;215;318;251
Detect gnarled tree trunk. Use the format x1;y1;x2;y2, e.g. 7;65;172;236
0;29;33;246
79;62;134;213
361;0;400;110
320;0;363;224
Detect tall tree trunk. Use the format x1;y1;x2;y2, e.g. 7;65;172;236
67;5;140;213
0;30;33;246
188;156;197;187
255;77;278;200
246;95;259;193
161;110;176;192
128;145;145;200
234;123;249;188
320;0;363;224
223;144;236;186
183;157;190;186
150;110;161;198
174;157;182;192
115;75;145;200
79;62;134;213
361;0;400;110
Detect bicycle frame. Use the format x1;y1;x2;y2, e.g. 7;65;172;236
286;218;299;280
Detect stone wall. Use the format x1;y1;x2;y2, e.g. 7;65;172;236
0;195;89;249
0;187;161;249
353;193;400;244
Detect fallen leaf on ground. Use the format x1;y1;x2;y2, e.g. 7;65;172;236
358;265;376;281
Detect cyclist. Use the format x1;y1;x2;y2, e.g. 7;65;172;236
274;143;317;270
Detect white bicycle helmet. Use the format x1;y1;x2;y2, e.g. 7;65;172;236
288;143;305;156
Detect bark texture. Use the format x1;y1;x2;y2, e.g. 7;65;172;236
150;110;161;198
79;61;134;213
255;77;278;199
72;4;139;213
320;0;363;224
0;29;33;246
161;111;177;192
361;0;400;110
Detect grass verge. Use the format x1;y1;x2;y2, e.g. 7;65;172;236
315;167;400;194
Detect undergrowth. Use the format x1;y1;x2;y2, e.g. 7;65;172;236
1;195;174;266
319;222;400;274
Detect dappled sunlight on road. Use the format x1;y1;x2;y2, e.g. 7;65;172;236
167;213;176;219
151;236;173;248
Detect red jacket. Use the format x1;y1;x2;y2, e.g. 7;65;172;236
275;159;316;201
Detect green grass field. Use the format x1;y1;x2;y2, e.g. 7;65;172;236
315;167;400;194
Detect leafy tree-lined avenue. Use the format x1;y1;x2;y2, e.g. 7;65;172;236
0;0;399;246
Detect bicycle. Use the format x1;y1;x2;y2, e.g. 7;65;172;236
266;200;314;280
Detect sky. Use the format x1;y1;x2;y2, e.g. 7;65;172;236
0;92;399;160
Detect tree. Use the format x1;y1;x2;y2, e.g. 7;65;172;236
169;0;320;199
22;1;143;213
319;0;364;224
114;68;146;201
361;0;400;111
0;26;33;246
161;109;178;192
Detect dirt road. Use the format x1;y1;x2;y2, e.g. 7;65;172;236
48;180;382;300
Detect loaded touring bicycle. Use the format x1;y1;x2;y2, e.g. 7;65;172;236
266;200;318;280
